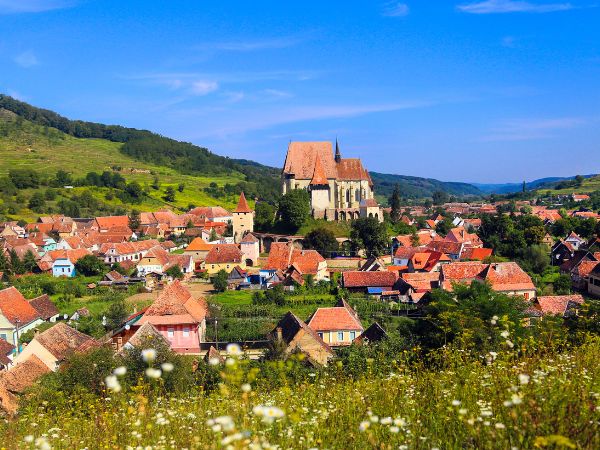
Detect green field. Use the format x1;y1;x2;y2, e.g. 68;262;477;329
538;175;600;195
0;113;247;220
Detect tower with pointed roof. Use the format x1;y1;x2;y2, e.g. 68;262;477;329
232;192;254;243
309;154;331;219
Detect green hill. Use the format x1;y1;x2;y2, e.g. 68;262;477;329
370;171;483;203
536;174;600;195
0;96;281;221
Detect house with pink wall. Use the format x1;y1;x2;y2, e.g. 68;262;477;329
136;280;208;354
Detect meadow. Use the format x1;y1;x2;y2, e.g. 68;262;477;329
1;337;598;449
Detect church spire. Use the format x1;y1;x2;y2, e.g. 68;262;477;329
335;138;341;163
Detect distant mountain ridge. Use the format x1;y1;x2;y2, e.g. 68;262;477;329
370;172;484;200
473;174;598;194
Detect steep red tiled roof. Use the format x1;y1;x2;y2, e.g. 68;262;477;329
461;247;493;261
536;295;584;315
310;154;329;185
265;243;325;274
308;306;363;332
394;246;424;259
0;339;14;366
234;191;253;213
401;272;440;291
185;238;213;252
426;239;463;255
205;244;243;264
336;158;371;183
141;246;170;266
241;233;259;243
441;261;535;292
0;287;41;326
283;142;338;179
95;216;130;230
47;248;91;263
28;294;59;320
188;206;231;218
35;323;99;361
342;271;398;288
140;280;208;325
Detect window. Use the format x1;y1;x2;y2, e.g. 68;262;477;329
350;331;356;340
523;293;529;300
183;327;190;337
167;328;174;338
318;332;323;339
337;331;344;341
0;334;6;341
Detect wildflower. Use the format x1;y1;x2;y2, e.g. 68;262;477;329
500;330;510;338
394;418;406;427
452;400;461;406
141;348;156;363
369;415;379;423
241;383;252;393
389;426;400;433
519;373;530;385
458;408;468;415
225;358;235;367
359;421;370;431
490;318;497;325
489;351;498;360
226;343;242;356
380;416;392;425
104;375;121;393
35;437;51;450
503;400;512;407
505;340;514;348
161;362;174;372
113;366;127;376
495;423;506;429
24;435;34;443
208;357;221;366
145;368;162;379
511;394;522;405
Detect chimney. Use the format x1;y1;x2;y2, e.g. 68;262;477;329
276;327;283;342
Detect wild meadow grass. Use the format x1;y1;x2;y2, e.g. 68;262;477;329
2;339;599;449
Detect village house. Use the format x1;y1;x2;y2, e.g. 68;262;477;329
270;312;333;366
559;251;598;291
397;272;441;303
136;281;208;354
281;141;382;221
460;247;493;261
203;244;245;275
307;299;364;347
587;264;600;297
28;294;60;322
188;206;233;224
93;215;131;233
0;354;50;414
47;248;91;277
0;287;44;348
552;240;576;265
0;339;15;370
440;261;536;300
264;242;328;281
407;251;450;273
565;232;586;251
341;271;399;294
12;322;98;371
136;245;193;277
572;194;590;202
183;237;213;262
100;239;161;265
528;295;585;318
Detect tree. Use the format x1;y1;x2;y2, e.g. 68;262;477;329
389;184;402;223
28;192;46;212
350;217;389;257
104;299;129;331
518;245;549;275
255;202;276;231
9;249;24;275
432;190;449;206
277;190;310;231
152;176;160;190
212;269;228;292
209;228;218;242
575;175;584;187
0;251;7;272
75;254;107;276
554;274;572;295
164;186;176;202
166;265;184;280
522;180;527;193
128;209;141;232
125;182;144;200
9;168;40;188
55;169;72;186
304;228;339;257
22;250;38;273
596;220;600;237
435;217;453;237
178;183;185;192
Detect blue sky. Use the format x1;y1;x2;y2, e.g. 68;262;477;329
1;0;599;183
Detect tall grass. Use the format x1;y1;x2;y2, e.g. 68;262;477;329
2;339;599;449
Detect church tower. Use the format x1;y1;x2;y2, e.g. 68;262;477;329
309;154;330;219
232;192;254;243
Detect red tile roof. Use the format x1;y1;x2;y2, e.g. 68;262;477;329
47;248;91;263
535;295;584;315
310;154;329;185
185;238;213;252
28;294;59;320
342;271;398;288
205;244;243;264
308;306;363;332
140;280;208;325
35;323;99;361
0;287;41;326
95;216;130;230
441;262;535;292
461;247;493;261
265;243;325;275
234;192;253;213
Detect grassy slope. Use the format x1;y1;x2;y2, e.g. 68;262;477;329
537;175;600;195
0;113;246;220
3;339;598;448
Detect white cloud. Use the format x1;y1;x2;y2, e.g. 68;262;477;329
190;80;218;96
479;117;588;141
198;37;303;52
14;50;39;68
457;0;574;14
382;2;410;17
0;0;76;14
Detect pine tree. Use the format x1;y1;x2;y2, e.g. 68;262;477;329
390;184;402;223
522;181;526;193
128;209;141;231
22;250;38;273
9;249;24;275
0;251;8;271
